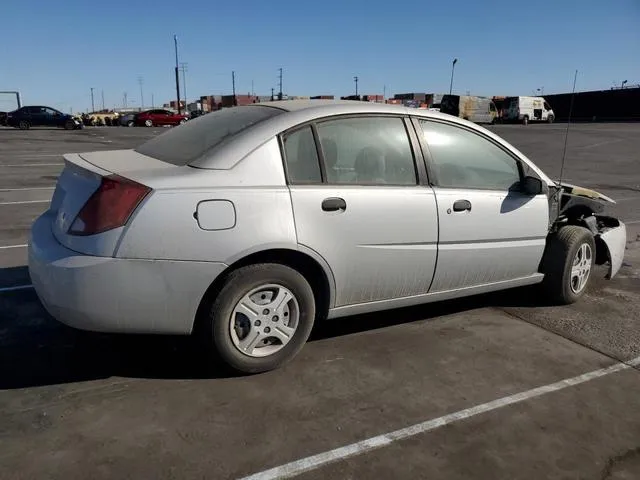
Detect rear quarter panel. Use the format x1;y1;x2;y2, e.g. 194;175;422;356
116;138;298;263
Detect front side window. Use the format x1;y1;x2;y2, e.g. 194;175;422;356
315;116;417;185
282;126;322;184
419;120;521;190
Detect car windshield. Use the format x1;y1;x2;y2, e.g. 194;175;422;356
135;105;284;166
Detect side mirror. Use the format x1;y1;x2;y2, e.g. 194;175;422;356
521;176;544;195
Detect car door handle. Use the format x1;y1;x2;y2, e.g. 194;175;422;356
322;197;347;212
452;199;472;212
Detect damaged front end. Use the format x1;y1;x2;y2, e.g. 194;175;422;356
548;183;627;279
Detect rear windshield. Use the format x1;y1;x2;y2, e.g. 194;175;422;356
135;105;284;165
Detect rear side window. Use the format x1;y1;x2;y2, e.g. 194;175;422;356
135;106;284;165
282;127;322;183
316;116;417;185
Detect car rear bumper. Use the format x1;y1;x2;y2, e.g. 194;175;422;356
28;212;227;334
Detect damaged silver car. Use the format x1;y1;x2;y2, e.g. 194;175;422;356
29;101;626;373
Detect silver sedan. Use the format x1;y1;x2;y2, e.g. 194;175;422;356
28;101;627;373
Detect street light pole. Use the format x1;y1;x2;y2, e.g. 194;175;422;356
90;87;95;112
449;58;458;95
354;76;359;97
174;35;182;114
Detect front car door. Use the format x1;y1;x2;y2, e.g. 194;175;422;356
415;118;549;292
283;115;439;309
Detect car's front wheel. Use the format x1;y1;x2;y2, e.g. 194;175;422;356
204;263;316;373
144;119;153;127
18;120;30;130
541;225;595;304
64;119;76;130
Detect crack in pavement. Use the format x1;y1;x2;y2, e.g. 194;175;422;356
600;446;640;480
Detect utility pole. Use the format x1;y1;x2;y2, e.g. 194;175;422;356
354;76;359;96
138;76;144;110
383;85;387;101
174;35;182;114
232;71;236;106
101;90;105;110
251;79;254;97
179;62;188;109
271;87;274;101
90;87;95;112
151;93;154;108
449;58;458;95
278;68;283;100
123;92;128;108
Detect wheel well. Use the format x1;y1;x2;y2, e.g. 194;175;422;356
193;249;332;335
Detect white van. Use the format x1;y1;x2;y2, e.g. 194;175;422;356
504;96;554;125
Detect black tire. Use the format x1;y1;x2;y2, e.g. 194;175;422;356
144;119;153;127
541;226;596;304
522;115;529;125
547;115;555;124
203;263;316;373
64;119;75;130
127;120;135;127
18;120;30;130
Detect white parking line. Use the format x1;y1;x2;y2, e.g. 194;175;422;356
240;357;640;480
0;187;55;192
0;284;33;293
0;163;64;167
626;220;640;224
0;244;27;249
0;200;49;206
11;154;61;158
616;196;640;202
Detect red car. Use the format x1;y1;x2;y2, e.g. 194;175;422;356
136;109;189;127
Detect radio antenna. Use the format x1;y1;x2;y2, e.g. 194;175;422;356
558;69;578;186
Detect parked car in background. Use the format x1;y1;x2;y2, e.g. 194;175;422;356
28;101;626;374
6;106;83;130
440;95;498;123
503;96;555;125
136;109;189;127
119;112;138;127
189;109;207;119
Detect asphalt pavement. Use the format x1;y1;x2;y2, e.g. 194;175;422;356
0;122;639;480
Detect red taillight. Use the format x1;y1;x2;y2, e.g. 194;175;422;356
69;175;151;236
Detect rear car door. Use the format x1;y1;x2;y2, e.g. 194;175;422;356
283;115;439;308
29;106;46;126
415;118;549;292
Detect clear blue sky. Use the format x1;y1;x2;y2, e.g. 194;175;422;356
2;0;639;112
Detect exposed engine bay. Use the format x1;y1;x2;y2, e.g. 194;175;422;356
548;183;627;279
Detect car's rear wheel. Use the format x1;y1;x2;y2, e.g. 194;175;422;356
179;119;187;125
204;263;316;373
144;119;153;127
547;115;555;123
18;120;30;130
522;115;529;125
127;120;135;127
64;119;75;130
541;225;595;304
